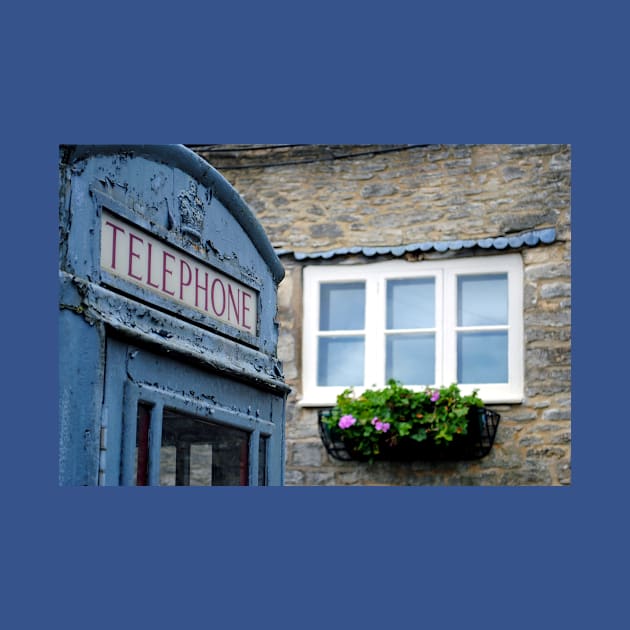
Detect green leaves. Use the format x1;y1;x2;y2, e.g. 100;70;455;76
410;428;427;442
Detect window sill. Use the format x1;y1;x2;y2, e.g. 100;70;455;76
298;392;524;408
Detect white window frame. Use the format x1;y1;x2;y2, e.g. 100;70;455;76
301;254;523;406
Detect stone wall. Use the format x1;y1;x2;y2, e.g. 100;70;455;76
190;144;571;485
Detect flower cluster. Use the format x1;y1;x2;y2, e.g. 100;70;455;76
339;415;391;433
338;414;356;429
371;417;390;432
323;380;484;459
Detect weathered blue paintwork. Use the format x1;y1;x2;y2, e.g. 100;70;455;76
59;145;288;486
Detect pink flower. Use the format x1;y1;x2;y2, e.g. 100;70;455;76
338;414;357;429
430;390;440;403
374;420;390;433
371;417;379;426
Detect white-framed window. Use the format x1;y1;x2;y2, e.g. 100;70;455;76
301;254;523;406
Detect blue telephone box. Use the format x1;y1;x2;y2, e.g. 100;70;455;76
59;145;288;486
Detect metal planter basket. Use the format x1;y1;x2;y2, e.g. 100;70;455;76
318;406;501;462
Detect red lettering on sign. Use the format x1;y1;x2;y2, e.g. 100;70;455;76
241;290;252;330
195;268;209;311
162;251;176;296
104;221;125;269
180;260;192;300
228;285;240;326
211;278;226;317
102;212;257;333
128;233;144;281
146;242;159;288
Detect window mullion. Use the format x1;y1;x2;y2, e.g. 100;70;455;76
364;275;383;388
441;269;456;386
455;324;510;332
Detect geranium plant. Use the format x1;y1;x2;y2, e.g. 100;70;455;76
321;380;485;459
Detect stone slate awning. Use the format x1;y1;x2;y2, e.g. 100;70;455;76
276;227;556;260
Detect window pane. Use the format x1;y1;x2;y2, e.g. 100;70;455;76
320;282;365;331
135;403;151;486
258;436;268;486
458;274;508;326
159;446;177;486
189;444;214;486
387;278;435;329
318;336;364;386
160;410;250;486
458;331;508;383
386;333;435;385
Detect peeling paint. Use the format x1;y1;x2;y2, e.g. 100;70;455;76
178;180;205;237
59;145;288;486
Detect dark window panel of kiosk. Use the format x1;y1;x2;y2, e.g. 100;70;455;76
258;436;268;486
135;403;152;486
160;409;250;486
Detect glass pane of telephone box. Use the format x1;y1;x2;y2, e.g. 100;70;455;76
258;436;268;486
160;409;250;486
135;403;152;486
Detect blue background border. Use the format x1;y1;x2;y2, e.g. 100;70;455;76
3;1;626;628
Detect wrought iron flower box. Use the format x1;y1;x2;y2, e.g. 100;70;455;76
318;406;501;462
